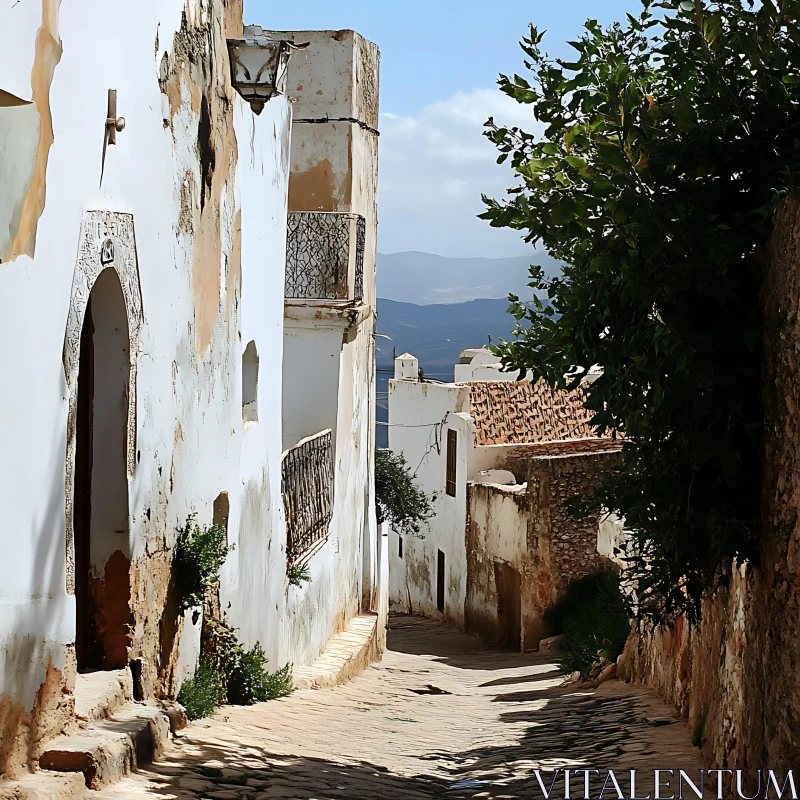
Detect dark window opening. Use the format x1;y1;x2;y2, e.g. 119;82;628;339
213;492;230;544
445;429;457;497
398;535;403;559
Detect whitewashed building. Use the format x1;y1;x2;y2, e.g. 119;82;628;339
0;0;383;783
388;350;621;651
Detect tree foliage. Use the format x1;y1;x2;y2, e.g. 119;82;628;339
482;0;800;619
375;449;435;536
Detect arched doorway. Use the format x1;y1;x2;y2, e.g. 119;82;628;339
73;267;133;670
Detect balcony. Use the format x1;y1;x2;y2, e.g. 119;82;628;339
285;212;365;303
282;429;334;565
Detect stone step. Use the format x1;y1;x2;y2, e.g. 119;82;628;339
74;668;132;724
39;703;171;790
293;611;380;690
0;772;86;800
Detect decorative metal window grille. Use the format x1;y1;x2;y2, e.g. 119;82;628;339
285;211;366;301
282;429;334;564
353;216;366;302
445;429;457;497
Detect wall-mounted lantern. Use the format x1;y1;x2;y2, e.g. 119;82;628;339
227;26;307;115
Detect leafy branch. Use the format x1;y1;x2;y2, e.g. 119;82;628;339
375;449;435;537
482;0;800;620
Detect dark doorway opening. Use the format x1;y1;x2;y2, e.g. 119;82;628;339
73;269;133;671
74;298;95;668
494;562;522;651
436;550;446;613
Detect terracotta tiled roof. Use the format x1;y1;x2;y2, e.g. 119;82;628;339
467;380;603;447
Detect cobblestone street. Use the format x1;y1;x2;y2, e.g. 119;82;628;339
95;616;704;800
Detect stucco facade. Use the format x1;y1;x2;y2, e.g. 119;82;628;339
0;1;382;779
276;29;382;666
388;350;621;649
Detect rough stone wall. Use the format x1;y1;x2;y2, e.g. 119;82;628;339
621;195;800;774
525;451;619;646
528;452;619;596
464;450;619;651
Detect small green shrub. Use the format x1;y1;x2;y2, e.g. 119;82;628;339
287;562;311;587
692;707;708;748
203;613;293;706
227;644;294;705
178;656;225;720
174;516;233;614
202;613;240;673
558;572;631;679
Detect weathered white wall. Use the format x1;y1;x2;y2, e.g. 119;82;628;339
464;482;528;645
282;323;342;450
277;29;381;667
0;0;295;775
388;378;473;625
454;349;527;383
597;511;627;566
221;97;292;666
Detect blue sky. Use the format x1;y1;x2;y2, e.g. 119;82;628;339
246;0;639;258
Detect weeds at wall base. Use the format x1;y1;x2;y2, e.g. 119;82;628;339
692;707;708;748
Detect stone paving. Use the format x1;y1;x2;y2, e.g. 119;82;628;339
91;615;706;800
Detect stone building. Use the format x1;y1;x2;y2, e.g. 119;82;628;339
388;349;622;650
0;0;384;784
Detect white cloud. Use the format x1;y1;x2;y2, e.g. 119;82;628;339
377;89;543;257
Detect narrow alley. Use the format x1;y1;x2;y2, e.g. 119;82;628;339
90;616;703;800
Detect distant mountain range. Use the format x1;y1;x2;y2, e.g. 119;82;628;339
374;251;559;447
376;297;524;380
375;297;528;447
376;251;561;306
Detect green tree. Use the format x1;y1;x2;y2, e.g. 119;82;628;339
482;0;800;619
375;449;435;536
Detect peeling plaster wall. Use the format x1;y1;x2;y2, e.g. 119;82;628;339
0;0;291;776
278;29;382;667
464;482;529;647
219;98;292;668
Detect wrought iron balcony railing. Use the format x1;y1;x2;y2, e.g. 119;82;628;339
285;211;365;302
282;429;334;565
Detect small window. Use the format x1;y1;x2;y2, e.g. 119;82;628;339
242;340;259;423
445;429;457;496
398;535;403;559
213;492;229;544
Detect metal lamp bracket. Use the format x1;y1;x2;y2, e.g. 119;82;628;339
106;89;126;145
100;89;125;187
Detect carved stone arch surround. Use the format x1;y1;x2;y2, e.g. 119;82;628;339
63;211;143;594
